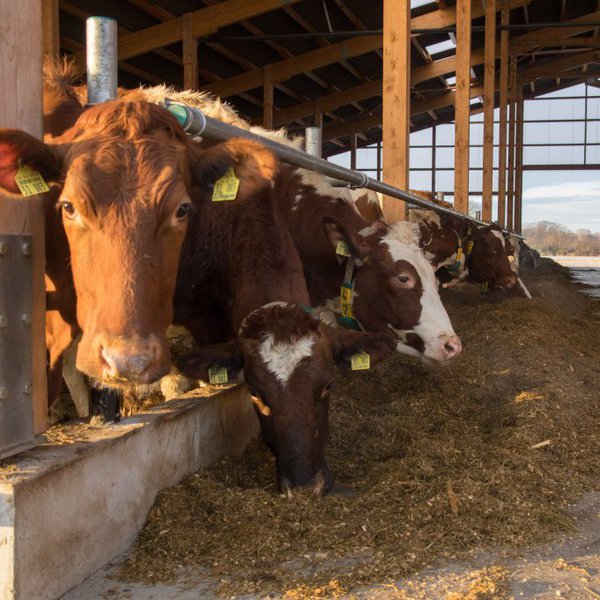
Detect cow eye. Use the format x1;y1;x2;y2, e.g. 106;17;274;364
175;202;193;220
398;275;410;284
60;201;76;218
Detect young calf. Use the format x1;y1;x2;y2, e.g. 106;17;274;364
175;142;395;494
275;167;461;364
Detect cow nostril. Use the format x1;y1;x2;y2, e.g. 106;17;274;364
101;347;153;378
443;337;462;359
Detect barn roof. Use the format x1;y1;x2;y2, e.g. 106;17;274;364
58;0;600;157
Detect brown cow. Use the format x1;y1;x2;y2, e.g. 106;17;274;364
275;167;462;363
0;100;275;395
174;143;396;494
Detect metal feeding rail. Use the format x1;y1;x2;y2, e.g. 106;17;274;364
163;100;522;239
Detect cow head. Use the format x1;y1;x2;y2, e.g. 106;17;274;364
468;224;518;290
0;103;276;386
178;303;395;495
322;218;461;364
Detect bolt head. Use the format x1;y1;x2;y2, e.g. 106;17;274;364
23;383;32;394
0;387;7;400
21;313;32;326
21;242;31;256
0;315;7;328
0;241;6;256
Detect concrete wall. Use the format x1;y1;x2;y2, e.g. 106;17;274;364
0;386;259;600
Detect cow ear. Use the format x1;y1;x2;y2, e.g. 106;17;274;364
331;329;396;370
176;340;243;384
0;130;61;194
322;215;370;259
191;138;277;203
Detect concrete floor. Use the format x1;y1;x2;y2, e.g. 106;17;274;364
64;493;600;599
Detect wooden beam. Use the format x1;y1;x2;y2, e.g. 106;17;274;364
263;65;273;129
72;0;301;66
42;0;60;57
182;13;198;90
206;0;524;99
0;0;47;435
497;10;509;227
350;134;357;170
482;0;496;221
323;50;598;141
454;0;471;215
382;0;410;221
512;36;600;50
514;85;524;234
507;55;517;230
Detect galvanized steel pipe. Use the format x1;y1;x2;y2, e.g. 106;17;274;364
164;100;522;237
305;126;322;158
86;17;118;105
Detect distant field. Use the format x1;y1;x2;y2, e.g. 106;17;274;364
547;256;600;268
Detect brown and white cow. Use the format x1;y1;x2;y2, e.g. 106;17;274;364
173;143;396;494
274;167;462;364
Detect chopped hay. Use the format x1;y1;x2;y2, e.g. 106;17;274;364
121;260;600;596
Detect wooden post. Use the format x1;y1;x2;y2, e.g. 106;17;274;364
350;134;357;170
182;13;198;90
454;0;471;214
0;0;47;436
515;84;524;233
42;0;60;57
507;54;517;230
497;9;509;226
263;64;273;129
382;0;410;221
482;0;495;222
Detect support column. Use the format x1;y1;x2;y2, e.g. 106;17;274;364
42;0;60;57
263;64;273;129
515;84;524;233
382;0;410;221
507;55;517;230
350;134;357;170
454;0;471;214
497;9;509;226
182;13;198;90
0;0;46;435
482;0;496;222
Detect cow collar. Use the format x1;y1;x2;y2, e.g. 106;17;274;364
444;227;473;273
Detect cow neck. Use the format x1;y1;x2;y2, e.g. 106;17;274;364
442;225;474;280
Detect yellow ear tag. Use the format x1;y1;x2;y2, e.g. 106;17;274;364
466;240;474;254
351;351;370;371
336;240;352;257
456;247;463;261
212;167;240;202
340;284;353;304
14;164;50;196
208;365;228;385
341;301;354;318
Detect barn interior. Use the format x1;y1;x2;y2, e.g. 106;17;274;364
0;1;599;599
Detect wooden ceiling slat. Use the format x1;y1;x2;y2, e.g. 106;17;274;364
322;48;598;141
71;0;302;67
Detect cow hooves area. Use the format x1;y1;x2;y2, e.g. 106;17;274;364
58;258;593;599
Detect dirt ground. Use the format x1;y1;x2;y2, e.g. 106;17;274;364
70;260;600;599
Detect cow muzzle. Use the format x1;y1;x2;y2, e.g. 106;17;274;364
278;466;333;497
98;334;170;384
425;334;462;363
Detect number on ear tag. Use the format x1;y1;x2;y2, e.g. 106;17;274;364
14;164;50;196
340;283;353;304
212;167;240;202
208;365;228;385
351;352;370;371
341;301;354;318
336;240;352;257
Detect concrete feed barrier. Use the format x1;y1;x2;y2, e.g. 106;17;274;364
0;386;259;600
